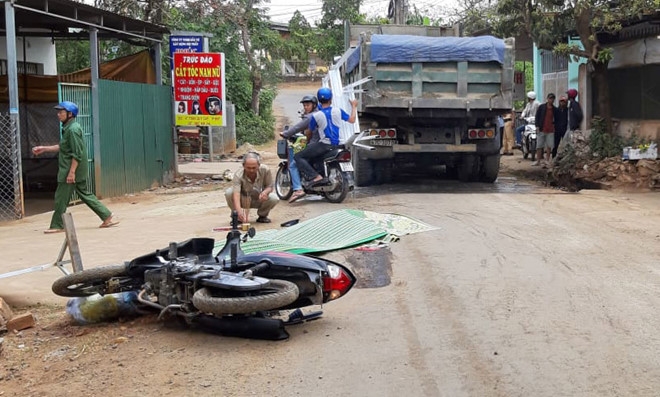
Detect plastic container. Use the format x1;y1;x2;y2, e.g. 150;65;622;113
66;291;139;325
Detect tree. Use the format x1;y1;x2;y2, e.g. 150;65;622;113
281;11;315;74
166;0;280;144
207;0;281;115
491;0;657;134
317;0;364;62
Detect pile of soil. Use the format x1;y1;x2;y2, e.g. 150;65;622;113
552;131;660;192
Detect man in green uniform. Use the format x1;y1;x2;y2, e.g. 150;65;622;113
32;101;118;234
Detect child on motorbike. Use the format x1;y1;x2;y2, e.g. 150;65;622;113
280;95;318;203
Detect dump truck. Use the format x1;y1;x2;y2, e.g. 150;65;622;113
337;24;515;185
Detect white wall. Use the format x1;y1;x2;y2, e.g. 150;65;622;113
0;37;57;75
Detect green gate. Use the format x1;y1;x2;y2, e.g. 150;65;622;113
58;83;94;199
96;80;174;197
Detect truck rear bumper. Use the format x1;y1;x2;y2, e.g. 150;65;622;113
393;144;477;153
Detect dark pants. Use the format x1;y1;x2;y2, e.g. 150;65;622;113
515;125;525;145
50;180;111;229
552;128;567;158
294;142;334;180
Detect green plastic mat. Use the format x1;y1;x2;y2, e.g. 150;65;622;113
213;209;439;255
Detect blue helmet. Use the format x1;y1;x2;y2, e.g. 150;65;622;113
54;101;78;117
317;87;332;102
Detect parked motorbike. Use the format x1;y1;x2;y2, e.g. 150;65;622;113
521;116;537;161
51;211;357;340
275;130;355;204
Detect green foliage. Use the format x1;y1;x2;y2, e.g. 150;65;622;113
163;0;280;145
513;61;534;110
406;5;444;26
274;11;315;73
235;111;275;146
56;41;90;74
589;117;643;159
316;0;365;62
241;87;277;145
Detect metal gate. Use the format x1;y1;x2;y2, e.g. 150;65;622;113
0;114;21;221
58;83;94;199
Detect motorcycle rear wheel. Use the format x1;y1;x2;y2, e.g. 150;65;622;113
52;263;132;297
324;167;349;203
275;166;294;200
192;279;299;315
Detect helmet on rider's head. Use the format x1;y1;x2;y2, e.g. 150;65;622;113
317;87;332;103
526;91;537;100
54;101;79;117
300;95;318;107
566;89;578;99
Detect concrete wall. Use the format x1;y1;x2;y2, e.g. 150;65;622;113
616;120;660;142
0;37;57;75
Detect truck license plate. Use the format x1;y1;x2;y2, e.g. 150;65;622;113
369;139;395;146
339;162;354;172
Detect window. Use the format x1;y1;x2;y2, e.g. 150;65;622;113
541;51;569;74
0;60;43;75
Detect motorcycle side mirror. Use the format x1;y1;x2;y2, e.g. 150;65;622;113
248;227;256;238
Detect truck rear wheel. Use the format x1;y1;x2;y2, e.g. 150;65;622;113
458;155;479;182
374;160;393;185
480;154;500;183
352;146;374;186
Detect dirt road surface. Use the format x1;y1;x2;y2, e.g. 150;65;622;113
0;83;659;396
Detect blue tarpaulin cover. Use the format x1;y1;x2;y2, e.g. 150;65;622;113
345;45;362;74
370;34;505;64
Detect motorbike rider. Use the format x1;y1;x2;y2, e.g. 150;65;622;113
515;91;540;148
294;87;358;186
280;95;319;203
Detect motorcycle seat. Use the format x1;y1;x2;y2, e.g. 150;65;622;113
322;145;346;161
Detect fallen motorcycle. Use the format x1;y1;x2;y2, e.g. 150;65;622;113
275;129;355;204
51;211;356;340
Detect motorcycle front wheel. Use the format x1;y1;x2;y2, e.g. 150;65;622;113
192;279;299;315
324;166;349;203
275;165;294;200
52;263;133;297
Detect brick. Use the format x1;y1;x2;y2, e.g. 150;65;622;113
7;312;35;332
0;298;14;326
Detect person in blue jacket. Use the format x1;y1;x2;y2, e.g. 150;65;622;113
294;87;357;185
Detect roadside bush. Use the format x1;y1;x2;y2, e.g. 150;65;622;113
589;117;643;159
235;88;277;146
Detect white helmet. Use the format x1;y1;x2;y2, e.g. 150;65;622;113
526;91;537;100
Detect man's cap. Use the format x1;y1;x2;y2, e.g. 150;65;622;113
547;93;555;99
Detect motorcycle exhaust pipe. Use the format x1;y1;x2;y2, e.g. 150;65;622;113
193;314;290;341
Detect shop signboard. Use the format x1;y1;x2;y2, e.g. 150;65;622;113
173;52;226;127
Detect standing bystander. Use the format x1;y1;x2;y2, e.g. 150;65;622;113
532;93;556;167
32;101;118;234
566;89;583;134
552;96;569;158
502;109;515;155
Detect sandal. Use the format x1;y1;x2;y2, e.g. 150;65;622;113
44;228;64;234
288;191;306;203
100;215;120;228
256;216;272;223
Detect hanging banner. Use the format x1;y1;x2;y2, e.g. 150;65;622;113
173;52;226;127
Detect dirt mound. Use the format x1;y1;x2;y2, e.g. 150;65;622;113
552;131;660;192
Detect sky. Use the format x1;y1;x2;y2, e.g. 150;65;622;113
261;0;458;25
